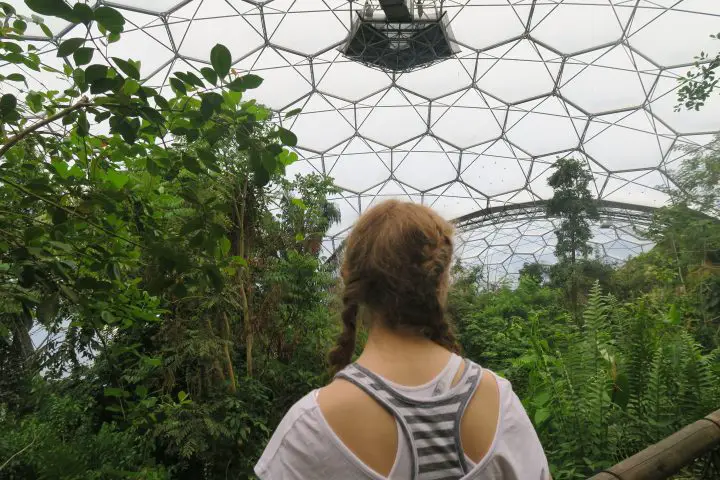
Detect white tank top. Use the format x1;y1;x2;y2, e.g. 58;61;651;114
255;355;550;479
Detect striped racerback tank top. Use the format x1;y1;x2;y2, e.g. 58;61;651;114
335;359;483;480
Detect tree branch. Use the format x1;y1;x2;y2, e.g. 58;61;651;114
0;96;91;159
0;433;37;471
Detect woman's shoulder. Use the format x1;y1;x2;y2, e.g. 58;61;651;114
254;389;365;480
254;390;321;477
468;368;551;479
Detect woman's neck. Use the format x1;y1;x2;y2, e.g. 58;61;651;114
356;322;453;386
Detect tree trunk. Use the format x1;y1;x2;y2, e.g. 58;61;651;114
221;312;237;393
233;175;254;378
10;314;33;360
571;234;579;324
205;317;227;386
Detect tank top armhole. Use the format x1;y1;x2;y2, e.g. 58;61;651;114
314;379;407;480
461;369;507;475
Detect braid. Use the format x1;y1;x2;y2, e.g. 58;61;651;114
426;316;461;353
420;231;460;352
328;296;359;373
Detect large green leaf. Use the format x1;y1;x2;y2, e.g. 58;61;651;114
169;77;186;95
534;408;550;426
103;387;125;398
56;37;84;57
182;154;203;174
85;64;108;83
210;43;231;78
6;73;25;83
239;74;263;89
76;112;90;136
71;3;94;23
0;93;17;114
72;47;93;66
25;0;74;21
175;71;204;89
112;57;140;80
227;74;263;92
94;6;125;34
25;91;43;113
106;169;129;189
90;77;122;94
277;127;298;147
200;92;223;120
200;67;217;86
13;19;27;34
1;3;17;15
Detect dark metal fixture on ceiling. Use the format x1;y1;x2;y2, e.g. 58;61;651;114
340;0;458;72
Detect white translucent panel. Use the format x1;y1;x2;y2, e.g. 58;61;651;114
512;237;545;255
316;54;391;102
425;183;484;219
360;181;421;211
285;157;323;179
605;239;643;260
584;110;674;171
234;48;312;110
476;40;560;104
110;0;185;13
530;2;624;54
144;61;174;91
527;163;555;200
394;137;459;191
328;138;390;192
561;45;656;113
432;90;505;148
483;245;513;266
358;89;428;147
600;173;670;207
506;97;583;155
489;188;536;206
175;14;263;62
628;5;719;67
461;141;528;196
449;4;529;50
397;58;473;100
270;10;348;56
288;94;354;151
108;17;174;75
506;254;539;274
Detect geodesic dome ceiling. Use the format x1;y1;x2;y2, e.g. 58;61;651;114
5;0;720;279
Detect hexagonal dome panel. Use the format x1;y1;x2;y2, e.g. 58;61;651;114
5;0;720;278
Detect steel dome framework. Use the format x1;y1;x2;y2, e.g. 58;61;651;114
4;0;720;279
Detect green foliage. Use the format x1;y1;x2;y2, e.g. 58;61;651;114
0;5;339;480
453;273;720;479
547;158;599;262
545;158;601;318
676;33;720;111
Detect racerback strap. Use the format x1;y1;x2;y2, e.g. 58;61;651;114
335;359;482;480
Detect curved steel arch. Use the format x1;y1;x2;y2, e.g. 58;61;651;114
452;200;658;232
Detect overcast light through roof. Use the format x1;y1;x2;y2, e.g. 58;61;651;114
4;0;720;279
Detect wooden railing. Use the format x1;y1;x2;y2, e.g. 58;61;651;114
589;409;720;480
